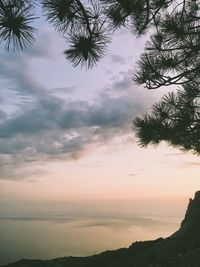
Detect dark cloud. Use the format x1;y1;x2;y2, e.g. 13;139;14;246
110;71;132;91
0;29;56;98
0;39;160;180
0;110;7;122
0;89;148;161
0;89;150;180
0;87;156;180
0;53;43;97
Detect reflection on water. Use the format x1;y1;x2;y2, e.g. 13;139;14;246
0;213;180;265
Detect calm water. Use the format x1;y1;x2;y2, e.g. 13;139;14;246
0;210;180;266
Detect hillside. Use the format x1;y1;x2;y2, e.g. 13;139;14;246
2;191;200;267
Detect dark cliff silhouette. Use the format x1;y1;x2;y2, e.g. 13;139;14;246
2;191;200;267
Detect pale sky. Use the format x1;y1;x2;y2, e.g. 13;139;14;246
0;14;200;217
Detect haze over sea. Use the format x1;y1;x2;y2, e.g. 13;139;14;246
0;199;185;266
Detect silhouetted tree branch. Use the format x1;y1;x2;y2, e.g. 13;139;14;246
0;0;178;70
133;82;200;154
2;0;200;154
0;0;36;50
133;1;200;89
1;0;199;79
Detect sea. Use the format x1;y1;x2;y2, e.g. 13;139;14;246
0;201;182;266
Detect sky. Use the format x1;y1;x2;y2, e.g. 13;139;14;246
0;6;200;257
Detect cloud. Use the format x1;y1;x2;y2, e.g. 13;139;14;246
109;71;133;91
0;27;58;99
110;54;127;64
0;81;157;180
0;88;148;162
0;110;7;122
0;89;150;180
0;32;160;180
